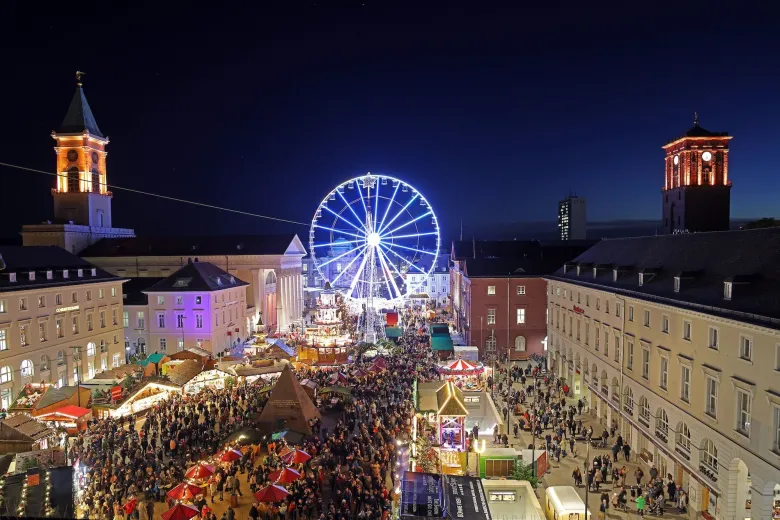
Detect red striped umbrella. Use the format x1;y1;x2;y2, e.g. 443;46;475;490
217;449;243;463
253;484;290;503
166;482;203;501
280;448;311;465
269;466;302;484
184;463;216;479
161;503;199;520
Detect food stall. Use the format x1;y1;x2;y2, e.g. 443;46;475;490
36;405;91;434
92;380;181;419
182;368;232;395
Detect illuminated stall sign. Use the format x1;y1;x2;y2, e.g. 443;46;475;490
444;475;491;520
401;472;443;518
400;473;491;520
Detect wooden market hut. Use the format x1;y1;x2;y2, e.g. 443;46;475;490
435;381;468;450
0;414;55;454
32;385;92;417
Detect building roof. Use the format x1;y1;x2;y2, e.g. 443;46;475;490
451;240;597;270
548;228;780;328
122;277;164;305
38;405;91;419
56;86;105;138
436;382;468;416
142;261;248;293
80;234;304;258
167;359;204;386
255;364;321;435
0;414;54;442
0;246;120;292
35;385;80;410
663;116;730;146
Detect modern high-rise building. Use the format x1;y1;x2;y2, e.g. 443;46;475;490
558;195;587;240
661;114;732;234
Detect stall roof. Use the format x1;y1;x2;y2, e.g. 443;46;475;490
436;382;468;416
0;414;54;442
318;386;352;396
35;385;81;410
431;335;454;351
139;353;166;366
268;339;295;357
38;405;91;420
385;327;403;338
416;381;446;412
233;363;287;376
167;359;204;386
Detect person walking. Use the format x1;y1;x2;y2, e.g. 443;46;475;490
636;494;646;517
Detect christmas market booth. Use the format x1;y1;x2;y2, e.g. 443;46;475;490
0;414;56;454
30;385;91;418
8;383;48;414
36;405;91;434
429;323;454;360
181;367;233;395
438;358;486;391
90;378;181;419
414;380;469;467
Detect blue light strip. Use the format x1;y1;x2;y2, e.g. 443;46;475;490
378;192;419;235
377;181;400;233
318;243;367;268
337;188;367;234
322;205;366;235
383;211;433;237
380;243;428;274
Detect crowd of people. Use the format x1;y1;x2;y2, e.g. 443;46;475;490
71;313;441;520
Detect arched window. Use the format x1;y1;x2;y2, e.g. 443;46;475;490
655;408;669;440
40;354;49;371
639;396;650;424
600;370;608;394
21;359;34;378
514;336;526;352
591;364;598;385
676;422;691;455
701;439;718;473
57;350;65;366
265;271;277;285
485;336;496;352
87;362;95;380
67;167;80;192
0;366;12;384
611;377;620;402
86;342;96;357
91;169;101;193
623;387;634;415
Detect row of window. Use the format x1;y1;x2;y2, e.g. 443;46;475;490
0;309;120;351
4;268;99;284
0;286;118;313
0;349;122;385
486;285;526;296
485;308;526;325
127;305;245;331
152;292;241;306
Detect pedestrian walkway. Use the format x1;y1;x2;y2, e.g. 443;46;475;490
493;370;694;519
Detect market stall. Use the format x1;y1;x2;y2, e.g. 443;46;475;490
182;368;233;394
36;405;91;434
92;380;181;419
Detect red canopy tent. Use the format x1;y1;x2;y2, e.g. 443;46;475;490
217;449;243;463
280;448;311;465
441;358;484;375
167;482;204;501
161;503;199;520
254;484;290;503
185;463;215;479
269;466;302;484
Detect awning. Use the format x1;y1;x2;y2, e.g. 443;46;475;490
431;335;454;351
37;405;90;420
385;327;402;338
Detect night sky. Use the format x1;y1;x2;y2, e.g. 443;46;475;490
3;3;779;243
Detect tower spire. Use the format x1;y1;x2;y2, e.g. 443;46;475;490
76;70;85;87
693;111;699;126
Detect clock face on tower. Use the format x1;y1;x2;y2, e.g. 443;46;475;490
702;151;712;161
92;152;99;164
67;150;78;162
673;155;679;165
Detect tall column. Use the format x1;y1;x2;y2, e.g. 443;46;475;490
276;271;285;332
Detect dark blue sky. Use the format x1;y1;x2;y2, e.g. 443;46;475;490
2;2;779;242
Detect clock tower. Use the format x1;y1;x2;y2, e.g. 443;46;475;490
661;114;732;234
22;73;135;254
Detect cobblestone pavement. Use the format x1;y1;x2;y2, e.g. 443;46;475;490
493;367;697;519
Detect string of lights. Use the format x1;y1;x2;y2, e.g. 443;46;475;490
0;161;311;227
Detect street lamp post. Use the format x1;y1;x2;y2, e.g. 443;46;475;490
69;346;82;407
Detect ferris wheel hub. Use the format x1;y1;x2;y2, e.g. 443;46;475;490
366;232;381;247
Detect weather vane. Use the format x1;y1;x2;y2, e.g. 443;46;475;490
76;71;85;87
694;111;699;126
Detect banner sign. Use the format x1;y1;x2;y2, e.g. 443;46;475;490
443;475;491;520
401;472;443;518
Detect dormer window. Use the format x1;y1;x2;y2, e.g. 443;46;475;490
593;268;598;278
77;269;83;277
673;277;680;293
63;270;69;279
638;273;644;286
9;273;16;283
576;266;581;276
613;269;618;282
91;268;97;277
724;282;732;300
46;270;53;280
216;277;223;286
29;272;35;281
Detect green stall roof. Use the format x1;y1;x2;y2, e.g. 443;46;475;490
385;327;403;338
431;335;454;351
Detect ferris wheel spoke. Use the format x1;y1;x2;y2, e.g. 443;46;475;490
383;211;433;237
374;180;380;233
385;231;438;241
318;243;367;268
337;189;368;234
322;205;366;236
376;246;403;300
377;193;419;235
330;245;367;285
354;182;369;226
348;250;371;298
311;238;364;249
388;242;437;256
377;181;400;233
313;225;366;241
379;243;428;274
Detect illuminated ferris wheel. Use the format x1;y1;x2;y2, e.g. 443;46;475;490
309;173;440;308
